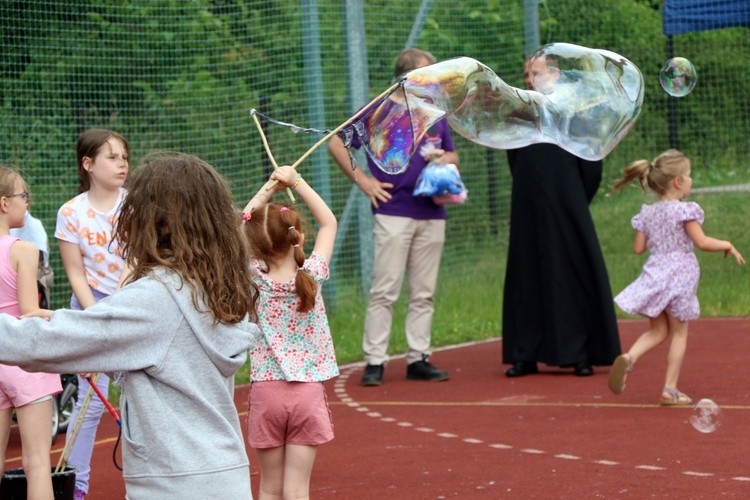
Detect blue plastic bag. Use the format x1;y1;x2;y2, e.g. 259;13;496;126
413;163;466;197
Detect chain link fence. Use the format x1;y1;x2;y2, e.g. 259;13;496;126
2;0;748;315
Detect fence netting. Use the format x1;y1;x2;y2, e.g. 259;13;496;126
1;0;748;312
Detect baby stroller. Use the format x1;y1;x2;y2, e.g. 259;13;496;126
52;375;79;444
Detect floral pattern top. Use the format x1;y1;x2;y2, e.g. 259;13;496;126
614;200;704;321
249;252;339;382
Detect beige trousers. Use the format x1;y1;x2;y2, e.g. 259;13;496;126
363;214;446;365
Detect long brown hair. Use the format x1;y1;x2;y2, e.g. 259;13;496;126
243;203;317;313
77;129;129;194
115;151;257;324
612;149;690;195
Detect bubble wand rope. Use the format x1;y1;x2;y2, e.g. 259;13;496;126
250;111;296;204
264;79;402;191
85;375;122;427
55;373;100;473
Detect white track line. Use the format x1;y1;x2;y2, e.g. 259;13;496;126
333;365;747;484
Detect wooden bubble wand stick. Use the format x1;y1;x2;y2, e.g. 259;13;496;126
55;373;100;473
251;111;296;204
265;79;402;191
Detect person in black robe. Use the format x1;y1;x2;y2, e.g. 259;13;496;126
502;143;621;376
501;55;620;377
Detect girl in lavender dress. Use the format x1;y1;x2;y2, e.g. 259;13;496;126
607;149;745;405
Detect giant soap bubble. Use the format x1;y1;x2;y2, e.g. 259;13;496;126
353;43;644;174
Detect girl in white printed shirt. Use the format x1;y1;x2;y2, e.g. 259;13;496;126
54;128;128;499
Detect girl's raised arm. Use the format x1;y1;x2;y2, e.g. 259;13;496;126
242;166;337;263
685;221;745;265
242;166;297;214
291;175;337;264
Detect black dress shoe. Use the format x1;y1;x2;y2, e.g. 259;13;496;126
406;358;449;382
505;362;538;377
361;364;384;386
574;362;594;377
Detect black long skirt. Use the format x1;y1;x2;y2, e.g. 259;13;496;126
502;143;621;367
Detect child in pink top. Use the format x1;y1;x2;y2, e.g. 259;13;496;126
0;165;62;500
243;166;338;499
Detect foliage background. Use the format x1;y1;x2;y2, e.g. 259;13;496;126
1;1;748;363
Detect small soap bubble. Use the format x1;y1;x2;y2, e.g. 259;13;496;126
689;398;722;433
659;57;697;97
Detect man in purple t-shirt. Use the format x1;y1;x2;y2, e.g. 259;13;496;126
328;48;459;386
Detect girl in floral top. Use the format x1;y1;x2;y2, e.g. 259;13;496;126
243;165;338;499
608;149;744;405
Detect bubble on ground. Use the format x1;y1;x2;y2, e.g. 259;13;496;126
689;398;722;433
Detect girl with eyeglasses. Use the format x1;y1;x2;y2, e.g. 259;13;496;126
0;165;62;500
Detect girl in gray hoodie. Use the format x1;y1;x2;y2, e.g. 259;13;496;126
0;152;260;499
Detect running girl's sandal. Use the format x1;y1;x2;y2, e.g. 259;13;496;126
607;353;632;395
660;387;692;406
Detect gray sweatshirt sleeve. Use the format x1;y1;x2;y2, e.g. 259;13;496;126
0;277;181;374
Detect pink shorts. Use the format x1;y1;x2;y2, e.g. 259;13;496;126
246;381;334;449
0;365;62;410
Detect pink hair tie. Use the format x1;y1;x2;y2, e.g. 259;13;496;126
242;212;252;221
280;207;290;212
293;244;300;248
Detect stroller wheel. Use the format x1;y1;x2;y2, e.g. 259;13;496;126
51;399;60;444
55;376;79;435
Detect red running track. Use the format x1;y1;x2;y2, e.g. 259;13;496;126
5;317;750;498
